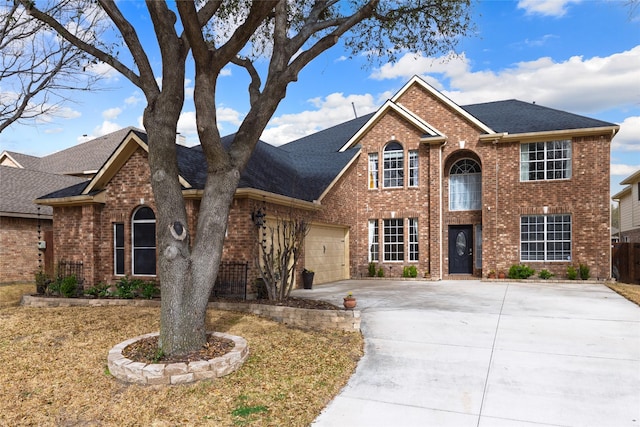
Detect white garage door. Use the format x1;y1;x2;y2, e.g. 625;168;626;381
305;224;349;284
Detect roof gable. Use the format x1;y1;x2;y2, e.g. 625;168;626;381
338;99;446;152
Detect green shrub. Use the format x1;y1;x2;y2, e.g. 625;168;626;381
114;276;143;299
407;265;418;278
140;281;159;299
59;275;78;297
579;263;590;280
507;264;535;279
538;269;554;280
566;265;578;280
376;267;384;277
368;262;377;277
85;282;111;297
402;266;409;277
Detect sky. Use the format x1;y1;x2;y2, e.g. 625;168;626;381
1;0;639;197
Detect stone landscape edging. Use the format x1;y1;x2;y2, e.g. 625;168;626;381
107;331;249;385
20;295;361;332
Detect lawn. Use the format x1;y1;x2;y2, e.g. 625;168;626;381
0;284;363;426
608;282;640;306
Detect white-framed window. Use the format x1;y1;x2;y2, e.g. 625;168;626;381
132;206;156;275
450;159;481;211
368;219;379;262
368;153;379;189
521;214;571;261
520;140;571;181
383;218;404;261
383;142;404;188
408;218;419;261
408;150;419;187
114;223;125;275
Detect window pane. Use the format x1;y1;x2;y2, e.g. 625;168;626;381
408;218;418;261
521;215;571;261
383;143;404;188
134;207;155;220
450;159;481;211
409;151;418;187
368;219;379;262
521;140;571;181
134;249;156;275
134;223;156;247
368;153;379;189
383;219;404;261
115;249;125;275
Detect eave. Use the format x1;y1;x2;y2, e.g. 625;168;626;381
182;188;322;211
34;191;106;207
478;125;620;143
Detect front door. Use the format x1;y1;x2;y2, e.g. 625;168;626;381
449;225;473;274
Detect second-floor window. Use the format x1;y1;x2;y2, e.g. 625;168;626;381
383;142;404;188
520;140;571;181
450;159;482;211
368;153;379;189
408;150;418;187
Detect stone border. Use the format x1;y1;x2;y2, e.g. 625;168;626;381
20;295;361;332
107;331;249;385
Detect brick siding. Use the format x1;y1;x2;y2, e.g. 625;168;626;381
0;216;51;283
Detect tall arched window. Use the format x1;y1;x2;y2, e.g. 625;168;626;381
383;141;404;188
132;206;156;275
450;159;482;211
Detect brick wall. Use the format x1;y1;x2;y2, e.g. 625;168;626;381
0;216;51;283
317;83;613;280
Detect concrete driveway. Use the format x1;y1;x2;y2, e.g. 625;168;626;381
291;280;640;427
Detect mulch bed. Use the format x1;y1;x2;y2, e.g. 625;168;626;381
123;297;339;364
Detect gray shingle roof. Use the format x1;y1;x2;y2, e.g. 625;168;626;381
0;166;86;217
34;96;617;205
462;100;616;134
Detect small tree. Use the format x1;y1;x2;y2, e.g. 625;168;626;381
254;206;310;301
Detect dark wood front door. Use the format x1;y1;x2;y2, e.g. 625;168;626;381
449;225;473;274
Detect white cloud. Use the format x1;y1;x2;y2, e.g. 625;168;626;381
124;92;142;106
369;46;640;114
84;61;120;80
220;68;232;77
261;92;379;145
217;106;243;127
77;120;122;143
612;116;640;151
44;128;64;134
177;111;197;136
102;107;122;120
517;0;582;17
611;164;640;177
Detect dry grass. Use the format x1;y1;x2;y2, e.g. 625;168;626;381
0;283;35;308
608;283;640;306
0;284;363;426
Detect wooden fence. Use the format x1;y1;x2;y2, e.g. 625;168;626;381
612;243;640;284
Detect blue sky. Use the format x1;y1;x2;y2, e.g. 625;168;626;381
1;0;638;196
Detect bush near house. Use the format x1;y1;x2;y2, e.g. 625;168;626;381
507;264;535;279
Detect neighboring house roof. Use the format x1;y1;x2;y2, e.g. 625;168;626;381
0;166;86;218
38;127;141;176
0;151;41;169
612;169;640;200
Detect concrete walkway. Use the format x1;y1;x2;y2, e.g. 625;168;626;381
291;280;640;427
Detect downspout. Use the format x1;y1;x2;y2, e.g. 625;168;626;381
439;139;448;280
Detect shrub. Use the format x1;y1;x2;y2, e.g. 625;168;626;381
539;269;554;280
402;266;410;278
566;265;578;280
579;263;590;280
376;267;385;277
85;282;111;297
35;270;50;294
59;275;78;298
140;281;159;299
507;264;535;279
114;276;143;299
407;265;418;278
368;262;377;277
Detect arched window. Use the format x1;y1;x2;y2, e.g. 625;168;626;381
449;159;481;211
383;141;404;188
132;206;156;275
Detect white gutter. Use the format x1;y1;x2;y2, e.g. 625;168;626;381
439;139;448;280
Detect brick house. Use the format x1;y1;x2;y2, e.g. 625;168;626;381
612;170;640;242
35;76;619;289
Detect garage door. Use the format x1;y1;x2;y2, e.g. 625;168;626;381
305;224;349;284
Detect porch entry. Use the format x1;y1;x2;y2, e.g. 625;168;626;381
448;225;473;274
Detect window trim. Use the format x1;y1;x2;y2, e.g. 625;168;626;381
520;140;572;182
368;153;379;189
132;206;157;276
383;218;404;262
114;223;125;276
520;214;572;262
382;141;404;189
449;158;482;211
408;218;419;261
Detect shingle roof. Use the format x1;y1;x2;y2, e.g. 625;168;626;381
462;100;616;134
33;93;618;205
38;127;142;175
0;166;86;217
2;151;42;169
